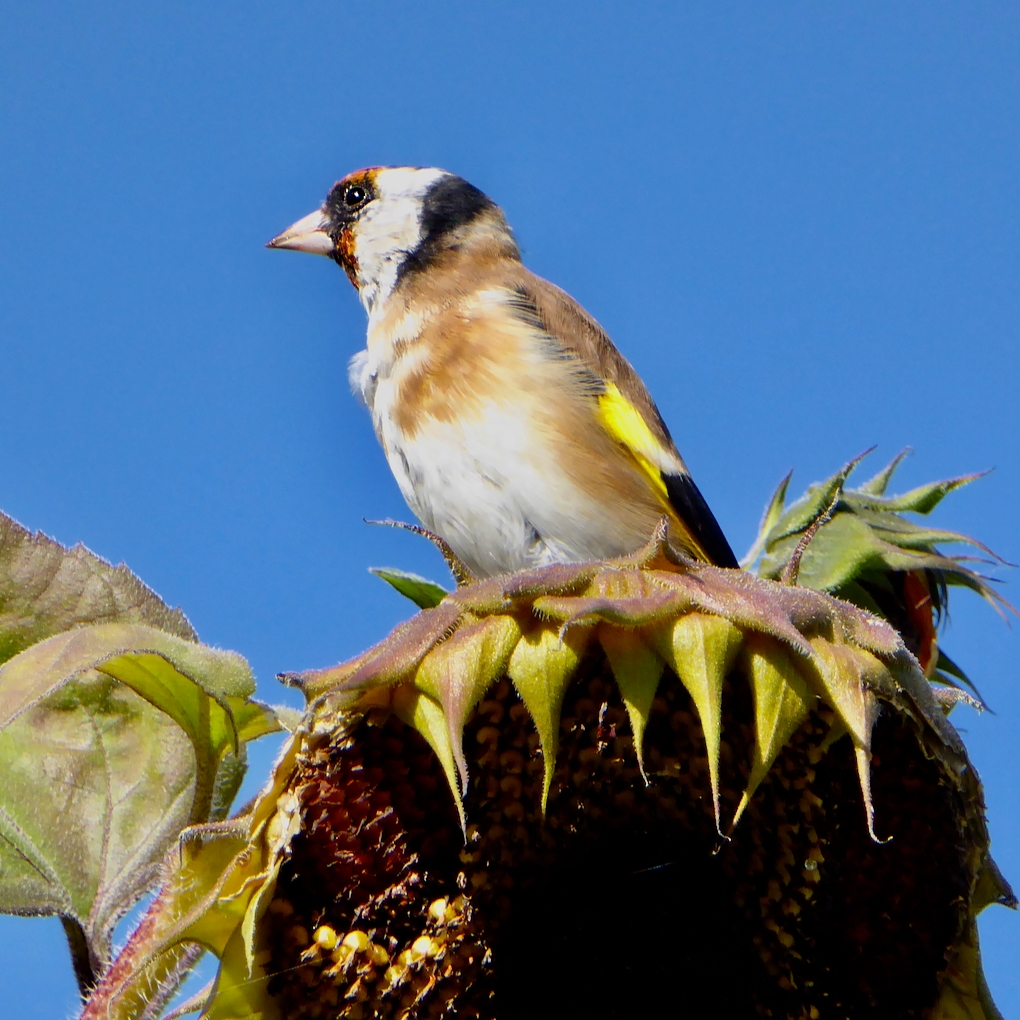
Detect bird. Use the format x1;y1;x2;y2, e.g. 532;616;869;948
268;167;738;578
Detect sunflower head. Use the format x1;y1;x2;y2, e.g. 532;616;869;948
167;521;1012;1020
67;463;1014;1020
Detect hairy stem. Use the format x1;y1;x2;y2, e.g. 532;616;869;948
61;915;96;999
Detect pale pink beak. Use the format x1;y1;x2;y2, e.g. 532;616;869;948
266;208;334;256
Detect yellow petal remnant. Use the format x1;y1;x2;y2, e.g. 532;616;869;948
652;613;743;830
415;614;523;793
731;635;816;833
806;638;888;840
507;623;589;812
597;625;665;782
392;684;467;830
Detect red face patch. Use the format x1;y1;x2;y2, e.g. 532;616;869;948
330;167;381;289
337;226;360;288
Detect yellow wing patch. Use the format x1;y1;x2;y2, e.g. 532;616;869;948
596;383;709;561
597;383;672;499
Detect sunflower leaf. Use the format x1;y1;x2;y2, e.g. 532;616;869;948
0;622;276;976
934;649;987;704
762;514;884;592
0;512;194;666
763;449;873;547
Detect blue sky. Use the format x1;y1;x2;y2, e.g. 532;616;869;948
1;3;1017;1015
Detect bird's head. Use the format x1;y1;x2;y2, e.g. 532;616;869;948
268;166;518;314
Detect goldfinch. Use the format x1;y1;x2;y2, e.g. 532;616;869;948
268;167;737;577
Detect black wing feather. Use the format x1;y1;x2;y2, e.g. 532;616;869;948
663;472;739;568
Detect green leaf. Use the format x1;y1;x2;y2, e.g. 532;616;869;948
0;622;277;973
79;816;261;1020
833;579;887;619
0;512;195;666
763;510;1012;628
0;666;195;965
933;649;988;705
263;703;305;732
935;648;973;686
369;567;450;608
765;476;843;546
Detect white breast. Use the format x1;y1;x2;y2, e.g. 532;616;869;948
355;363;627;576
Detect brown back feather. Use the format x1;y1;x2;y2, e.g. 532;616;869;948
506;267;688;473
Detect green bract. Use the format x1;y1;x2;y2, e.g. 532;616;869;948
748;450;1011;696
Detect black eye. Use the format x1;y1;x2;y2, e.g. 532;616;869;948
344;185;367;207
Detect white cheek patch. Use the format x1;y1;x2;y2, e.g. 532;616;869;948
356;204;422;316
355;168;450;315
358;203;423;266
